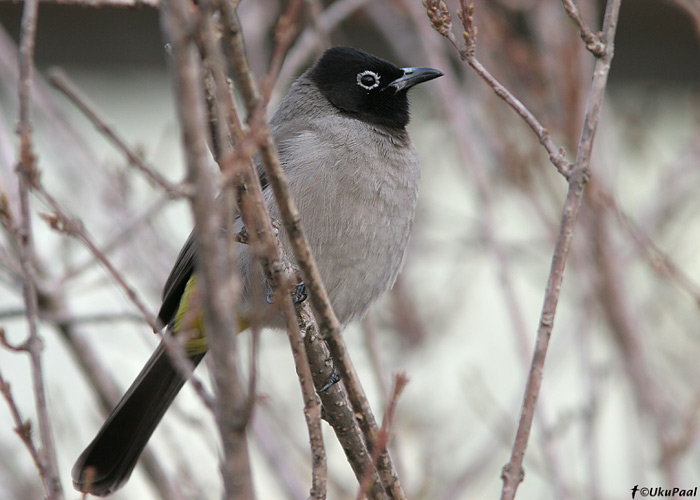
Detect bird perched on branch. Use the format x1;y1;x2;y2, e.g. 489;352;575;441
73;46;442;496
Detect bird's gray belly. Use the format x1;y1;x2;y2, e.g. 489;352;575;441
288;168;417;325
268;121;420;325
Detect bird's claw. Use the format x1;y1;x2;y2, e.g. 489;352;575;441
266;281;308;305
318;369;340;393
292;282;307;305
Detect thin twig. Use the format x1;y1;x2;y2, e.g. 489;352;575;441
34;189;159;329
599;189;700;307
159;0;255;497
220;6;406;498
39;287;189;499
499;1;622;498
560;0;606;56
424;0;622;497
404;3;575;496
20;0;158;5
199;1;329;496
423;0;572;179
217;4;396;499
0;368;44;479
585;190;680;487
278;266;328;500
58;195;171;285
198;1;328;495
275;0;373;99
14;0;64;497
0;308;144;324
356;373;409;500
259;0;304;109
47;68;189;198
302;317;388;500
17;128;218;413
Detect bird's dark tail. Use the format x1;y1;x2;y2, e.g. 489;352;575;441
72;343;205;496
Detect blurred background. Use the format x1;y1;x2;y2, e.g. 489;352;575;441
1;0;700;499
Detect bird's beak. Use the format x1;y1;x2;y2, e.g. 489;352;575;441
388;67;444;92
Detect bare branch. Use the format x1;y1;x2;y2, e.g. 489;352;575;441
159;0;255;497
47;68;189;198
0;369;44;482
33;188;160;329
275;0;374;95
198;1;329;496
218;3;401;498
423;0;573;178
500;1;622;498
560;0;606;55
13;0;64;497
22;0;158;5
356;373;408;500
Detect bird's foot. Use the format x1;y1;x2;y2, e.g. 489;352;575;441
292;282;307;304
317;368;340;393
265;281;307;305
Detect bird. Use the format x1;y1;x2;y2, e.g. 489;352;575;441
72;46;443;496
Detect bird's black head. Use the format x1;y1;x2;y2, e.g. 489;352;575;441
309;46;443;129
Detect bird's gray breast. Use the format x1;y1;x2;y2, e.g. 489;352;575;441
270;111;420;325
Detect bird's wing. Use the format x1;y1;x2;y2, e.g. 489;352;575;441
156;158;274;328
157;229;197;327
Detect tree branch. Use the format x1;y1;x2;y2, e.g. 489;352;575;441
500;1;622;498
13;0;64;497
159;0;254;497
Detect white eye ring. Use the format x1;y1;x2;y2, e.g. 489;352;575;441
356;70;380;90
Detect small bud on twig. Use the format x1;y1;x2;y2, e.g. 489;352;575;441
39;212;84;237
457;1;477;57
423;0;453;37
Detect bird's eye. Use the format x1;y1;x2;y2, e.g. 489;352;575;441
356;70;380;90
